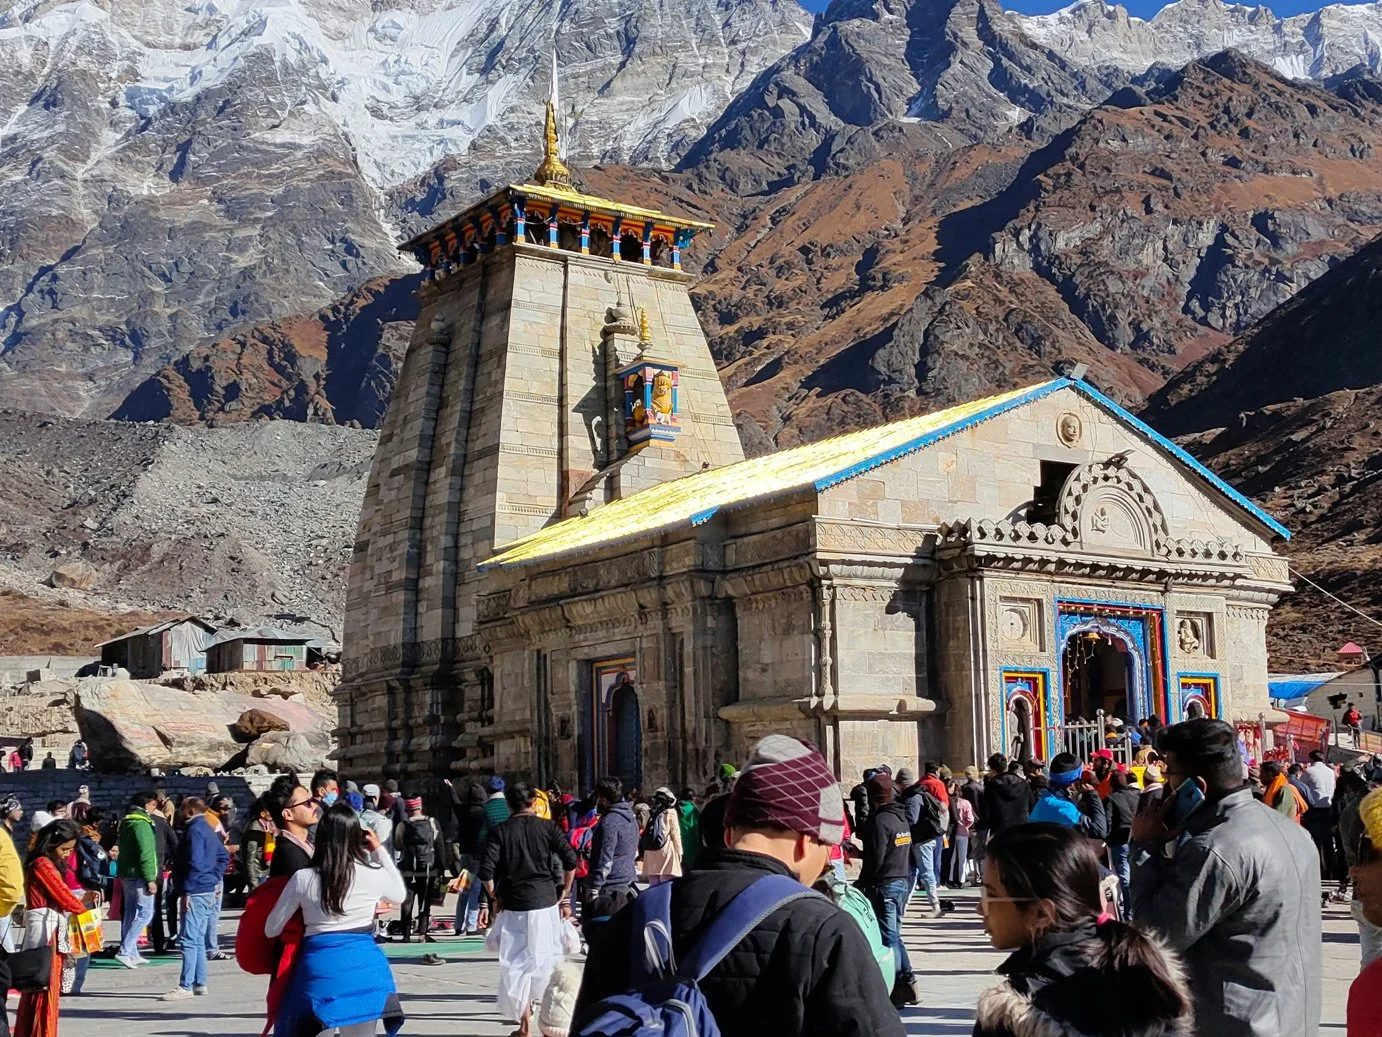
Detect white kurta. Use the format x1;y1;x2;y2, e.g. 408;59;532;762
495;905;563;1022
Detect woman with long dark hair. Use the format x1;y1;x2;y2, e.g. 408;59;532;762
16;819;98;1037
265;802;406;1036
974;823;1193;1037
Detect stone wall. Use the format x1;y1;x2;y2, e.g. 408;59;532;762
0;771;277;843
0;657;93;684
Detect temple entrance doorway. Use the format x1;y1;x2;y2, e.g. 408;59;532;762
1062;628;1133;723
587;658;643;792
609;678;643;791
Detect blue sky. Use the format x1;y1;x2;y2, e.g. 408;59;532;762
797;0;1354;19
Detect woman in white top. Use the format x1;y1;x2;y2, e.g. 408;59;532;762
265;802;407;1037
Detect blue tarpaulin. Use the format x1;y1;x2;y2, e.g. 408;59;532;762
1268;673;1342;709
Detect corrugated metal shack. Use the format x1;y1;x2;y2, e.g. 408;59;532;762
94;618;217;678
206;627;311;673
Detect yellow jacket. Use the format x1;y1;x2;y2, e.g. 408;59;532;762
0;826;24;917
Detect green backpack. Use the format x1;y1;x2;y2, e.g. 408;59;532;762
820;871;894;984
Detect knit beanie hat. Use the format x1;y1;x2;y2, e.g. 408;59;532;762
724;735;846;845
1;796;19;816
487;775;506;793
1361;787;1382;847
895;768;915;787
344;792;365;813
866;773;895;807
964;765;979;781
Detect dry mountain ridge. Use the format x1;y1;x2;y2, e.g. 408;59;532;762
1147;232;1382;669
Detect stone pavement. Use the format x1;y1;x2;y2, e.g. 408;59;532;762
54;891;1361;1036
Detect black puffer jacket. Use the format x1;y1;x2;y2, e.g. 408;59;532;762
575;849;904;1037
983;772;1031;834
974;924;1193;1037
857;800;912;888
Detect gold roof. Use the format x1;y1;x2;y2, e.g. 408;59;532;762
399;179;714;263
483;381;1055;569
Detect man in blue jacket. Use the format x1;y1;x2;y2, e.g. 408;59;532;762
586;777;639;918
163;797;229;1001
1028;753;1108;838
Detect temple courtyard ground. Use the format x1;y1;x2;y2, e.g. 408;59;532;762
60;892;1359;1036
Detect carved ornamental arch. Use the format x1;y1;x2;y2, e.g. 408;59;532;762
1058;460;1171;557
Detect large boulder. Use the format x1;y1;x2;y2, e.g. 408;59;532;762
48;559;99;590
73;677;332;773
245;732;328;774
233;709;290;740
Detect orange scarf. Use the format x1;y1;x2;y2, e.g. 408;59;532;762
1265;773;1307;821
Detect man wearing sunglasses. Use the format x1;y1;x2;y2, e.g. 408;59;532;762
1128;718;1320;1037
268;783;318;878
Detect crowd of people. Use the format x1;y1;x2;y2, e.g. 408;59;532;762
0;718;1373;1036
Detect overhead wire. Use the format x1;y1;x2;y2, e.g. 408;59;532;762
1288;565;1382;631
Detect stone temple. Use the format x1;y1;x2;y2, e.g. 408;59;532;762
337;103;1293;792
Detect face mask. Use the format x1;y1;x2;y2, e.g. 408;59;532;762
322;792;338;807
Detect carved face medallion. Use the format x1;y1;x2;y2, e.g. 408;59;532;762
1058;412;1083;447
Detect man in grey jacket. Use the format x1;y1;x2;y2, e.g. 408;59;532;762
586;776;639;918
1130;718;1320;1037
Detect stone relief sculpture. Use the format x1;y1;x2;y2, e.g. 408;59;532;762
1177;617;1202;655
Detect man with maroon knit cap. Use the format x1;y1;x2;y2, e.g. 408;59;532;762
575;736;904;1037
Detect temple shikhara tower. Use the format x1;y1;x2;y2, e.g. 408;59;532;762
338;82;742;783
339;71;1293;791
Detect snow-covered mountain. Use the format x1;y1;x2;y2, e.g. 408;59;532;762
1014;0;1382;79
0;0;810;416
2;0;811;190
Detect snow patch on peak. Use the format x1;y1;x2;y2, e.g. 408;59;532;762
3;0;810;190
1013;0;1382;78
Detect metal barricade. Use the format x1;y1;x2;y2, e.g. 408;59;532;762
1037;710;1136;766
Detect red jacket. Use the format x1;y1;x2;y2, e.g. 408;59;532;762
235;875;304;1037
919;775;950;807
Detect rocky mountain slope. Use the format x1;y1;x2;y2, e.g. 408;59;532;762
0;410;376;638
116;51;1382;444
111;274;420;427
0;0;809;417
1144;233;1382;669
1012;0;1382;80
700;49;1382;446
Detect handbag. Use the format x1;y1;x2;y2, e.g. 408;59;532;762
19;907;61;951
8;946;52;991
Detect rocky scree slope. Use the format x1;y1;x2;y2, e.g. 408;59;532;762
0;410;376;638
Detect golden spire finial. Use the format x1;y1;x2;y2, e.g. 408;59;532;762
533;54;572;188
638;306;652;345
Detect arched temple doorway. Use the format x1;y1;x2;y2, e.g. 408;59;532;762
1008;696;1034;762
608;676;643;791
587;659;643;791
1062;628;1134;722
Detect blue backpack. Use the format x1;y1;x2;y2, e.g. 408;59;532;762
574;874;819;1037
